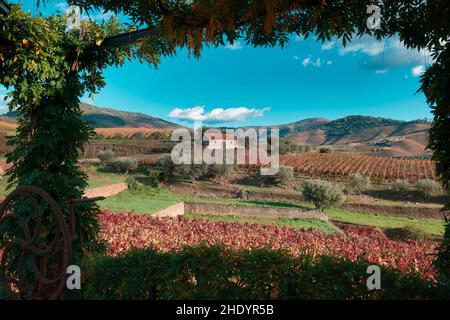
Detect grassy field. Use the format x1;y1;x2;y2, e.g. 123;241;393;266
326;207;445;237
184;213;339;233
98;187;304;213
87;173;126;188
99;186;446;237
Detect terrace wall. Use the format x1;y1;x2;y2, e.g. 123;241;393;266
184;202;328;221
152;202;185;217
342;203;445;220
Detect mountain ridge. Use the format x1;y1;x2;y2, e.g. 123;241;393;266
2;103;182;129
241;115;431;157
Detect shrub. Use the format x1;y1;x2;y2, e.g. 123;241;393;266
82;246;450;300
302;179;346;210
93;133;105;140
149;131;164;140
348;173;370;194
125;177;146;191
175;164;207;184
113;133;125;140
97;149;115;165
113;157;138;174
384;225;432;242
236;187;249;200
319;147;333;154
131;131;146;139
416;179;440;199
146;168;167;187
205;164;234;180
276;165;295;186
391;179;411;194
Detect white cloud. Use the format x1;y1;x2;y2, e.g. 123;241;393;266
339;36;384;56
295;55;331;68
411;65;426;77
321;41;335;51
225;42;243;51
337;36;433;74
169;106;270;123
302;57;314;67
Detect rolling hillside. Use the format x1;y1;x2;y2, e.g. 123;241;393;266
245;116;431;157
80;103;181;129
3;103;182;129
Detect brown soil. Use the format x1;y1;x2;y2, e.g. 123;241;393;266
84;182;128;198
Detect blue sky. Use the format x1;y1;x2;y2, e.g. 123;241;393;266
1;1;434;127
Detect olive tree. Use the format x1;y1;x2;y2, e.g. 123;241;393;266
302;179;346;211
348;173;371;194
416;179;441;199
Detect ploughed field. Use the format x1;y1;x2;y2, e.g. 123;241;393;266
281;153;436;182
100;211;438;280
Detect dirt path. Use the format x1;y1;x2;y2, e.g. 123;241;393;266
84;182;128;198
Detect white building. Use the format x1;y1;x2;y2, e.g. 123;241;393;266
205;133;241;150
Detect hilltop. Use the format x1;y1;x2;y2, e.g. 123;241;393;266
244;116;431;157
3;103;182;129
79;103;182;129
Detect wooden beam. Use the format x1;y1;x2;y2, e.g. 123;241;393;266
0;0;11;15
98;28;160;49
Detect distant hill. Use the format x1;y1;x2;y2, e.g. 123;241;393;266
80;103;181;129
244;115;432;157
3;103;182;129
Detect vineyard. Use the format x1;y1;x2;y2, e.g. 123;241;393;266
281;153;436;182
99;211;437;279
94;127;172;139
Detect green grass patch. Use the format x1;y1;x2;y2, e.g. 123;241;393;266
98;187;303;214
87;173;126;188
197;181;300;196
98;188;182;214
326;207;445;237
184;212;339;233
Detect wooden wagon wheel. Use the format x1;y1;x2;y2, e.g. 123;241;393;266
0;186;71;300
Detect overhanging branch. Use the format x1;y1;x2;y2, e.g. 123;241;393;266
0;0;11;15
98;28;160;49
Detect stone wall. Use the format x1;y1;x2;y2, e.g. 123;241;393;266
184;202;328;221
152;202;185;217
342;203;445;220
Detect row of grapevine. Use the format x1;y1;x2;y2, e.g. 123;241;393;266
281;153;436;182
